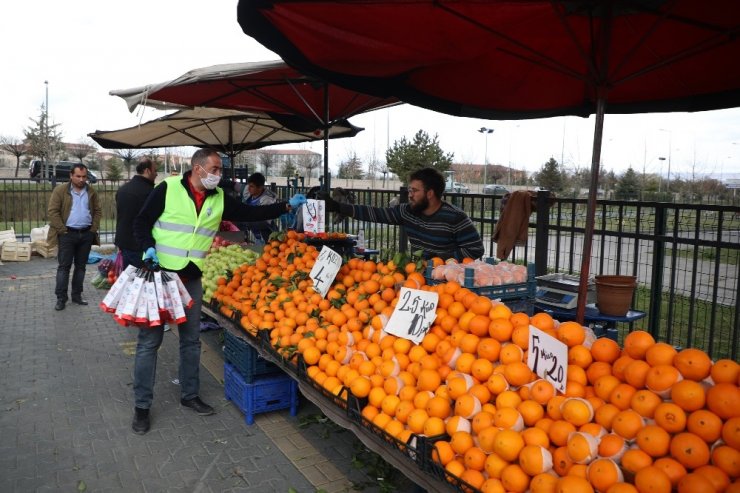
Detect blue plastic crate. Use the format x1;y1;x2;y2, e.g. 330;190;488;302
224;363;299;425
224;330;281;383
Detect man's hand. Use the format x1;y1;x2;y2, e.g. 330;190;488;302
316;191;340;212
289;194;307;209
143;247;159;267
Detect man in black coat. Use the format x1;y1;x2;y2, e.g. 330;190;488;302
115;157;157;268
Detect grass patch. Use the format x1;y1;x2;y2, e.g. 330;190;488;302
666;246;738;265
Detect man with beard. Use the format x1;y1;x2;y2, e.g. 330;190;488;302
321;167;483;261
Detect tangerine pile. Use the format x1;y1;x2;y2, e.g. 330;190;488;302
212;239;740;493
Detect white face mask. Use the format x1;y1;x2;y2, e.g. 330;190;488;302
199;166;221;190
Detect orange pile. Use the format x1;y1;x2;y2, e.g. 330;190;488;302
212;237;740;493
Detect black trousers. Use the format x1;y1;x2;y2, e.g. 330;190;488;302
55;230;94;301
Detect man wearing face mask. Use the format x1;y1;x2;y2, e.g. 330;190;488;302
131;148;306;434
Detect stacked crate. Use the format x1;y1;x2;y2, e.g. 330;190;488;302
223;330;298;425
0;229;32;262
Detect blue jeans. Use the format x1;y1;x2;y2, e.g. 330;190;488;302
55;230;94;301
133;277;203;409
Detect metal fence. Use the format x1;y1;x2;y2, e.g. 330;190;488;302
2;178;737;359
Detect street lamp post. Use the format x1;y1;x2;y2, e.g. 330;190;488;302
658;157;666;193
659;129;672;193
478;127;494;186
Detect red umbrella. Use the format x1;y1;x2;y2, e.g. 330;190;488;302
111;60;398;189
237;0;740;321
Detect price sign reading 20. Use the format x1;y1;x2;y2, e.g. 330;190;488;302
527;326;568;394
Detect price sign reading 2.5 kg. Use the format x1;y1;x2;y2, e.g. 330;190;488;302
384;287;439;345
527;325;568;394
308;246;342;298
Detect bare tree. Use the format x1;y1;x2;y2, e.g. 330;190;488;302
296;152;321;185
69;140;97;163
0;136;27;177
115;149;141;179
259;151;277;177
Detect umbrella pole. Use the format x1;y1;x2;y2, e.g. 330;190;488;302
229;119;236;182
323;84;331;192
576;96;606;323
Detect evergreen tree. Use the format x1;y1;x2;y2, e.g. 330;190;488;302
534;157;565;192
106;158;124;180
23;106;64;165
385;130;453;184
337;153;364;179
282;156;297;177
615;167;641;200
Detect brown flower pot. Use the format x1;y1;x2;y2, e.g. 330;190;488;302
594;275;637;316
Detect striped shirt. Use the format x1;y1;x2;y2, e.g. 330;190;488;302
348;202;484;261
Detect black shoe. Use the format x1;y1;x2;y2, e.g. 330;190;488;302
181;397;215;416
71;297;88;306
132;407;150;435
55;299;65;311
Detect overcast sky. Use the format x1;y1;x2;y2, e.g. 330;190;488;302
3;0;738;181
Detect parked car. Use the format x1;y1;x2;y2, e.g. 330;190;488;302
483;184;510;195
29;160;98;183
445;182;470;193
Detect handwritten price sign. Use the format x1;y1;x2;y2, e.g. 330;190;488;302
308;246;342;298
384;287;439;344
527;326;568;394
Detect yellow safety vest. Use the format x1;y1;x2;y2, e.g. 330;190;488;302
152;176;224;270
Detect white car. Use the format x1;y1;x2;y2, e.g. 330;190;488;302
446;182;470;193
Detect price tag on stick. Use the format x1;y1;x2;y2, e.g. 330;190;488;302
384;287;439;345
527;326;568;394
308;246;342;298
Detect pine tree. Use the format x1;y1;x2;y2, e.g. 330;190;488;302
385;130;453;184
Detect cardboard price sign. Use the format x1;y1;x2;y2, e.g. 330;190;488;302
384;287;439;344
527;326;568;393
309;246;342;298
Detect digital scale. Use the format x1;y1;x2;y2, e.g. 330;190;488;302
535;273;595;310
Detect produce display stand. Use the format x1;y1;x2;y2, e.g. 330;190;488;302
202;304;459;493
533;302;647;335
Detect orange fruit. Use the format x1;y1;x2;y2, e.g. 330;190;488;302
504;361;534;387
422;416;446;436
561;398;594;427
552;446;573;477
635;465;673;493
706;382;740;420
566;431;598;464
612;354;635;381
711;359;740;384
635;424;672;458
687;409;724;443
455;394;483;420
722;416;740;450
654;457;688;487
449;430;475;455
694;464;731;492
653;402;687;433
623;330;656;360
673;348;712;381
590;338;620;363
432;440;455;466
630;389;663;418
554;476;594;493
623;359;651;389
598;433;627;461
587;458;623;493
493;429;525;462
645;364;682;397
460;468;486;490
529;474;558;493
416;368;441;392
425;395;452;419
671;432;711;470
568;345;594;369
609;383;637;410
557;321;586;347
670;379;706;412
518;445;553;476
530;379;555;405
594;403;621;430
548;420;576;447
621;448;654;475
501;464;530;493
611;409;644;440
677;473;716;493
645;342;678;367
711;445;740;479
530;312;555;331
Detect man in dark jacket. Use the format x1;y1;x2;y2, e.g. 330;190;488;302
114;157;157;268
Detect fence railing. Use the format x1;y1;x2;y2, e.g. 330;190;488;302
2;178;737;359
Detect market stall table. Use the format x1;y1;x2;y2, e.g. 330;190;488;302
202;305;459;493
533;302;647;340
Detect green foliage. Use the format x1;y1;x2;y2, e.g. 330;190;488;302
534;157;565;192
23;106;64;161
106;159;124;180
337;153;364;179
615;167;641;200
283;156;297;177
385;129;453;184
